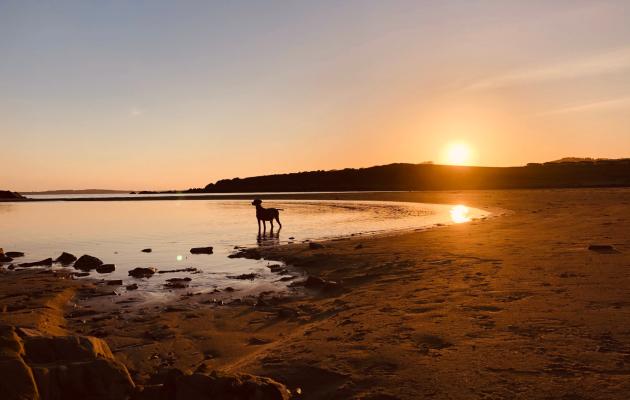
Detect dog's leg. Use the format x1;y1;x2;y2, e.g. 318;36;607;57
275;215;282;229
270;220;274;231
257;219;261;233
262;220;267;233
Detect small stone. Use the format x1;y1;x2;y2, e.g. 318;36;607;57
128;267;157;278
228;273;257;280
96;264;116;274
588;244;619;253
141;248;152;253
55;252;78;264
126;283;139;291
106;280;123;286
74;255;103;271
5;251;24;258
190;247;213;254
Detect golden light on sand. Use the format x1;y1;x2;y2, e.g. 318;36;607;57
450;205;471;223
444;142;471;165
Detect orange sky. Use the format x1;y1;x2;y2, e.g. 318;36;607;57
2;1;629;191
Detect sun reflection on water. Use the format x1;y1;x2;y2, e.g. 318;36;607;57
450;205;471;223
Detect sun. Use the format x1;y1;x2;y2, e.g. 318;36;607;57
444;142;472;165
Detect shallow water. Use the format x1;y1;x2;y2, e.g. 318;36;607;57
0;200;487;298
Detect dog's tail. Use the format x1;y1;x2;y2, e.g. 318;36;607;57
276;208;284;211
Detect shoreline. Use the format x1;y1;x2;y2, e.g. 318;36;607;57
2;188;630;399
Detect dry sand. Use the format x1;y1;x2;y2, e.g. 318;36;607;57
2;188;630;399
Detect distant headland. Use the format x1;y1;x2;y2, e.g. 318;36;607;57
6;158;630;198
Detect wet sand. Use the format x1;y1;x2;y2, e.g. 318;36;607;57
2;188;630;399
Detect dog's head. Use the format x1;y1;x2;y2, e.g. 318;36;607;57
251;198;262;206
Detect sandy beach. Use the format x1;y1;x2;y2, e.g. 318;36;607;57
2;188;630;399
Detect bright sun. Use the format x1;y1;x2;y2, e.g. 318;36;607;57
445;142;472;165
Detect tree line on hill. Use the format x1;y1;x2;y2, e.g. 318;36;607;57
180;158;630;193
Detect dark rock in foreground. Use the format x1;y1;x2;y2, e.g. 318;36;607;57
74;254;104;271
55;252;78;265
0;254;13;263
126;283;139;291
5;251;25;258
141;248;152;253
190;246;213;254
0;326;134;400
129;267;157;278
19;258;53;268
96;264;116;274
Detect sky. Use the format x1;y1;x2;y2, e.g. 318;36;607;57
1;1;629;191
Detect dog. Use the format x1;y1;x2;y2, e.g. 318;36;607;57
251;199;282;232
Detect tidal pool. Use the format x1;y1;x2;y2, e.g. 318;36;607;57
0;199;488;298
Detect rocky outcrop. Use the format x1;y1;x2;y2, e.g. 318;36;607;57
0;326;134;400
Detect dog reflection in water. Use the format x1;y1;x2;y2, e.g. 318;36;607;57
257;230;280;246
251;198;282;234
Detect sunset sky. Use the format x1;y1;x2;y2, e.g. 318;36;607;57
2;1;630;191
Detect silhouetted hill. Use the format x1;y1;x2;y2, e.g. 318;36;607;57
196;159;630;193
22;189;131;195
0;190;25;200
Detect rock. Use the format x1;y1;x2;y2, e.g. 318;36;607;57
165;277;192;289
74;254;104;271
267;264;285;273
228;273;257;280
190;247;213;255
55;252;78;265
0;327;134;400
158;267;199;274
5;251;25;258
303;276;339;291
588;244;619;253
0;254;13;263
309;242;324;250
96;264;116;273
18;258;53;268
126;283;139;291
129;267;157;278
175;370;290;400
0;325;39;400
141;248;152;253
73;272;90;277
106;280;123;286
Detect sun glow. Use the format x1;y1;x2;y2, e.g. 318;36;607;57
444;142;472;165
450;205;471;223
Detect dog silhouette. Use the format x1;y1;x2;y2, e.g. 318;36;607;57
251;199;282;232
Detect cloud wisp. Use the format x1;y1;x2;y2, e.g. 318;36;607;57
466;48;630;91
537;96;630;116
